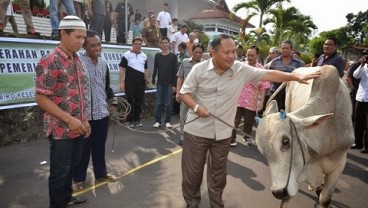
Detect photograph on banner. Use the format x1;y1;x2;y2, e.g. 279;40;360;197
0;38;160;109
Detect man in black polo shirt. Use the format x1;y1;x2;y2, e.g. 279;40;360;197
119;37;148;127
114;0;134;44
317;37;345;77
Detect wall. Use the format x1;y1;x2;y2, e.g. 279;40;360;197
0;93;156;146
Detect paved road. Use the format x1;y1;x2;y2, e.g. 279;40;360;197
0;115;367;208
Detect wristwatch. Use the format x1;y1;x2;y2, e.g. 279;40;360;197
193;104;199;113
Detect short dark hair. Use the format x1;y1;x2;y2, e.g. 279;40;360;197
83;30;99;47
164;3;168;6
160;36;170;43
192;43;204;52
326;37;338;46
280;40;293;49
172;18;178;22
58;29;74;38
178;42;187;50
210;34;233;50
132;37;143;44
180;25;188;29
249;45;259;54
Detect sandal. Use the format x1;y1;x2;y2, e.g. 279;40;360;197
72;182;84;191
96;173;117;182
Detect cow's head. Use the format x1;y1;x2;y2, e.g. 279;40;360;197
256;100;333;200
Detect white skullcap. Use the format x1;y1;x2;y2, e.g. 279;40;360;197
59;15;86;30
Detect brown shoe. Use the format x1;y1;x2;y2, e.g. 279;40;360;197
97;173;117;182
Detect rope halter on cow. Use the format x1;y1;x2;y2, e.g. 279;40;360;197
279;111;306;204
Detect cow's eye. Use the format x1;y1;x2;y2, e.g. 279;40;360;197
281;137;290;149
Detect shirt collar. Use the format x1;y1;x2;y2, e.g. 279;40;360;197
206;58;235;74
81;53;100;65
55;44;78;61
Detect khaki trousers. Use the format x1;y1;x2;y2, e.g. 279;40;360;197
0;0;34;32
182;132;231;208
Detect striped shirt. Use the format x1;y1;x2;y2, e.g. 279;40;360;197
80;54;109;120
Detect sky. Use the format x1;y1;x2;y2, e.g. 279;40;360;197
225;0;367;34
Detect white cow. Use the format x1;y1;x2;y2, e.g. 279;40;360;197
256;65;354;208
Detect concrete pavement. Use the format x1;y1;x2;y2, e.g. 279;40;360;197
0;115;367;208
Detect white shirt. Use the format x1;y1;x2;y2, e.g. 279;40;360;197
6;2;14;16
157;11;171;28
353;63;368;102
167;24;178;41
172;31;189;54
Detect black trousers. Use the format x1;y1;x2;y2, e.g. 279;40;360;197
103;17;112;42
49;136;84;208
354;101;368;148
116;21;130;43
125;79;145;122
160;28;167;37
74;117;109;182
272;90;285;111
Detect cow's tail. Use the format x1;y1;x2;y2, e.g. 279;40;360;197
266;82;287;107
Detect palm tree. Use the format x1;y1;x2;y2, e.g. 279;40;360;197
264;5;317;46
232;0;290;29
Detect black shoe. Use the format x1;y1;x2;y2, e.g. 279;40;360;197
360;148;368;154
67;196;87;206
178;139;183;145
51;35;60;41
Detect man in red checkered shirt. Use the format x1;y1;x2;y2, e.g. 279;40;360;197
35;16;90;207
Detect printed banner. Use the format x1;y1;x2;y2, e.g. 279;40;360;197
0;37;160;110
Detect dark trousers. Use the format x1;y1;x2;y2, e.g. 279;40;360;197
103;17;112;42
89;14;105;39
350;90;357;123
74;117;109;182
273;90;285;111
172;92;180;115
182;132;230;208
160;28;167;37
49;136;84;208
125;80;145;122
231;107;256;142
354;101;368;148
116;20;130;43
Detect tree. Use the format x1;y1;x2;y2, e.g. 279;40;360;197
181;20;209;47
232;0;290;45
232;0;289;29
308;28;355;55
346;9;368;46
264;5;316;46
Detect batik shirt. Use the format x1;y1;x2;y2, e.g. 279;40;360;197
237;63;270;111
35;45;90;140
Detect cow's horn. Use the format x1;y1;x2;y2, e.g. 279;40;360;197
263;100;279;116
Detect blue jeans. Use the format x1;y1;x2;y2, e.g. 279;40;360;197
50;0;76;36
155;83;173;123
49;135;84;208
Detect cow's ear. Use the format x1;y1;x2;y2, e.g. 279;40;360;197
299;113;334;129
263;100;278;116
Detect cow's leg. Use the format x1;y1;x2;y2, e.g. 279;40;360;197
315;185;323;198
319;156;347;208
279;199;289;208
